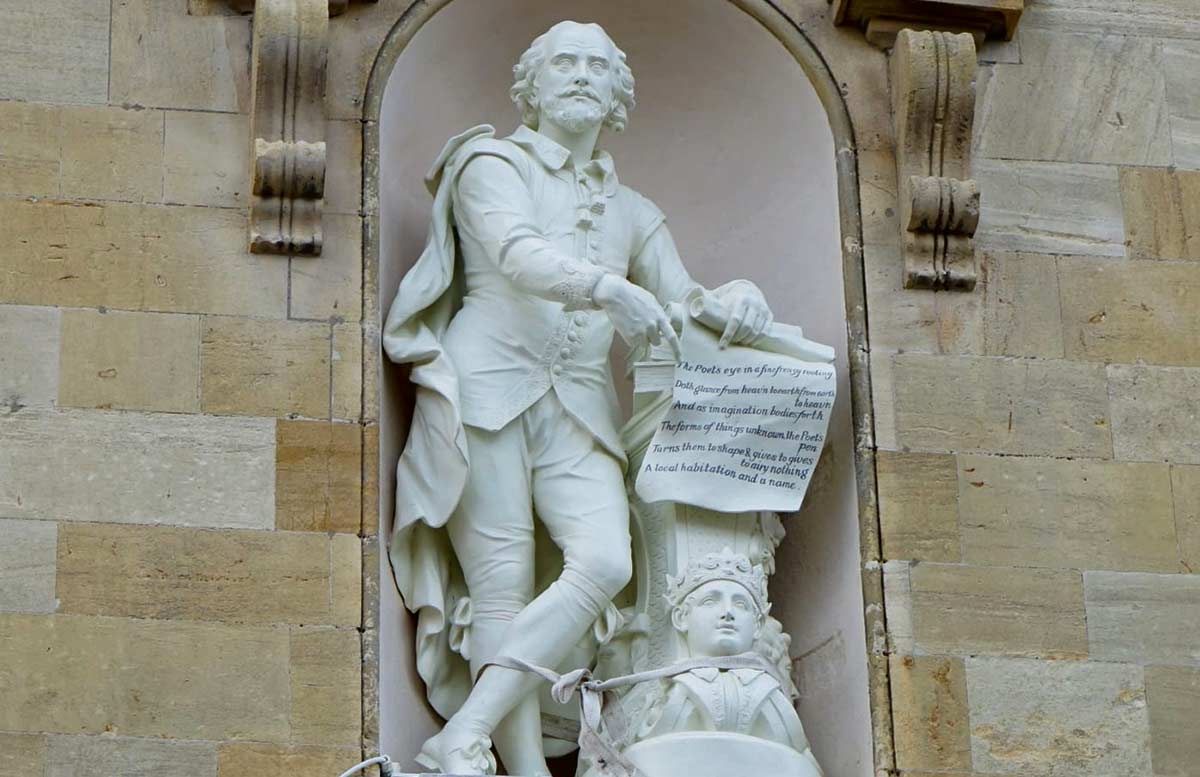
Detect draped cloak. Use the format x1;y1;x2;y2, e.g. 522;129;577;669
381;125;496;717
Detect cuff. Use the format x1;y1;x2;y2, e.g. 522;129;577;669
555;262;608;312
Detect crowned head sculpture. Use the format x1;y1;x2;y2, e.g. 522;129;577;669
667;549;769;658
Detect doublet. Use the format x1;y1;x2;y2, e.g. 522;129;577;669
441;125;696;460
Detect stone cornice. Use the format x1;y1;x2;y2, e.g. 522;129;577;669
833;0;1023;48
230;0;366;15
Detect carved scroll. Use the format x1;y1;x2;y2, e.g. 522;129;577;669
248;0;329;255
890;29;979;291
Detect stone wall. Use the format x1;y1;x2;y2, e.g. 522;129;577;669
853;4;1200;776
0;3;366;777
3;1;1200;777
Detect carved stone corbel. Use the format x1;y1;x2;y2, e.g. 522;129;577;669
890;29;980;290
246;0;329;255
226;0;373;255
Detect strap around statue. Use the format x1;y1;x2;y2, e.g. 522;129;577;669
486;652;785;777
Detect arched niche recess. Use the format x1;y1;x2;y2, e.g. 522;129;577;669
363;2;878;775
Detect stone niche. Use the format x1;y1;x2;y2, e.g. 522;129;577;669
375;1;872;774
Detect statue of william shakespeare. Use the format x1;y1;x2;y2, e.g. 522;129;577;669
384;21;783;776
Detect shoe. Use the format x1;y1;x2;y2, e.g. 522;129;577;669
416;724;498;775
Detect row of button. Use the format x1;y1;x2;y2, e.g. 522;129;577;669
552;313;591;377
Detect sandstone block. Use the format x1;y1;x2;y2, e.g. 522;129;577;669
46;735;217;777
958;455;1179;572
362;423;380;538
966;656;1150;776
0;613;289;740
1060;256;1200;366
889;655;971;772
331;533;362;628
910;563;1087;658
870;350;897;451
978;32;1020;64
327;120;363;216
0;201;287;318
1021;0;1200;39
110;0;250;112
0;305;60;411
892;353;1111;457
982;251;1064;359
61;106;164;203
1172;466;1200;573
276;420;362;534
975;158;1125;257
882;560;914;655
188;0;239;12
0;101;62;198
164;111;250;208
0;0;108;104
1147;665;1200;777
0;733;47;777
976;30;1169;166
800;19;892;150
59;309;200;413
876;452;960;562
0;408;274;529
1121;167;1200;261
290;627;362;746
290;214;363;322
863;242;982;355
0;519;57;613
1085;571;1200;665
217;744;360;777
858;149;898;247
201;317;331;418
325;1;398;121
332;322;363;421
57;524;358;626
1109;364;1200;464
1164;41;1200;171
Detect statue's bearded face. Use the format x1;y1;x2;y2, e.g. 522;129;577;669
676;579;761;658
534;24;618;134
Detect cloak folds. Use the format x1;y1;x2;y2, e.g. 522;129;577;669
381;124;497;718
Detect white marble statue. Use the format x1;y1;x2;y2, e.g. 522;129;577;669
382;20;774;777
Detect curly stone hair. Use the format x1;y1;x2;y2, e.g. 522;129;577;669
510;21;636;133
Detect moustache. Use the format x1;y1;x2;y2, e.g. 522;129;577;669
558;89;601;102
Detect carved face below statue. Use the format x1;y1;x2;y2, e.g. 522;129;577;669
672;579;763;657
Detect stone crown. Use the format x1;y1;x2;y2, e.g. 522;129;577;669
666;548;769;613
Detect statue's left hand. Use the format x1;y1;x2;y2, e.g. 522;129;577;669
719;285;774;348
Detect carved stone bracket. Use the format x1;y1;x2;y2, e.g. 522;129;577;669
833;0;1023;48
247;0;329;255
890;29;980;290
224;0;374;255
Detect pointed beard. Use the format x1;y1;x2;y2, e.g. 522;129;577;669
542;94;606;133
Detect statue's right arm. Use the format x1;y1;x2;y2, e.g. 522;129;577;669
453;154;606;311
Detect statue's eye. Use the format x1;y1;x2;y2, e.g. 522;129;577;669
590;60;608;73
